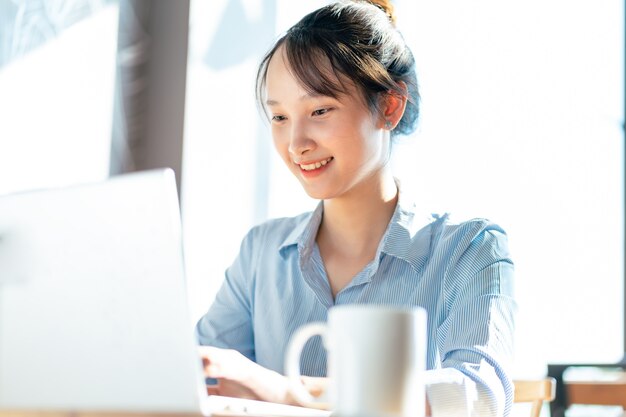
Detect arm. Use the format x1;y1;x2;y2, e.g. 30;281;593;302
195;230;257;360
427;224;516;417
195;228;299;404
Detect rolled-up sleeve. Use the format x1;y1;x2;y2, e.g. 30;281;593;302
426;224;516;417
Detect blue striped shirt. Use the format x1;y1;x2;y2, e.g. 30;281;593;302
196;193;516;416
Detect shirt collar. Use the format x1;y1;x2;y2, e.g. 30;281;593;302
277;184;439;272
278;201;323;259
378;189;439;273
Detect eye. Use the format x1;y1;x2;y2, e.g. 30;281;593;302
271;115;287;122
312;108;332;117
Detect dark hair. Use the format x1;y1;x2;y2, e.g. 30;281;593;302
256;0;419;138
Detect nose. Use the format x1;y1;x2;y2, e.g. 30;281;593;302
287;119;315;157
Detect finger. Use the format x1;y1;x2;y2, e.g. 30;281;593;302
206;385;220;396
204;363;222;378
199;347;223;377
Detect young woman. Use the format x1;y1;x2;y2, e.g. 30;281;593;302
196;1;516;416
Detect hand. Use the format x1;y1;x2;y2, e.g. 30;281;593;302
198;346;291;404
200;346;259;400
300;376;328;399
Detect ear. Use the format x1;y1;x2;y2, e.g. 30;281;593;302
379;81;408;131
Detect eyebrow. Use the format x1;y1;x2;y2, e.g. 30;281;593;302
265;92;327;106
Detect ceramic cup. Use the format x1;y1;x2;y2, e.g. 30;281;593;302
285;305;427;417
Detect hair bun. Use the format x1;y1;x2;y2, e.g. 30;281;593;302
367;0;396;26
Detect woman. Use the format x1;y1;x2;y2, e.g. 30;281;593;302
196;1;516;416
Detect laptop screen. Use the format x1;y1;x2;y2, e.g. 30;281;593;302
0;169;206;412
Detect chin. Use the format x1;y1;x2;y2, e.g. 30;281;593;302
297;182;329;200
302;188;327;200
295;176;344;201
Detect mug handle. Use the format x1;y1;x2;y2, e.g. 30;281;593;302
285;322;328;408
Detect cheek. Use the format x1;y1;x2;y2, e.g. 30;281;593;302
271;126;285;149
271;128;291;162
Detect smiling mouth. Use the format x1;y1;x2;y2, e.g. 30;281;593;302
298;157;334;171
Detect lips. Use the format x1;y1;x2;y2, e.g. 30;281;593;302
297;157;334;171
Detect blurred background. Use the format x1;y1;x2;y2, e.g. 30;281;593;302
0;0;624;413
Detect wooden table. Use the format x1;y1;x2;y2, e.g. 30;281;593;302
0;397;329;417
0;412;276;417
0;409;308;417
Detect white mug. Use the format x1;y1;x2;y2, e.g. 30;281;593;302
285;305;427;417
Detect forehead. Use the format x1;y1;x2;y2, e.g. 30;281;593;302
264;45;363;104
266;46;331;91
265;46;302;89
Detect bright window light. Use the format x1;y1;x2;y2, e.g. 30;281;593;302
0;4;119;195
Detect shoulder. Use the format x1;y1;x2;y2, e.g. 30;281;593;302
393;193;507;257
241;211;314;249
431;215;514;295
435;215;508;249
229;211;314;276
428;214;512;272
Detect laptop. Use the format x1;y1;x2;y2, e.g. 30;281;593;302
0;169;328;417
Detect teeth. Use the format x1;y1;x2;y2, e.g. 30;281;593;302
300;157;333;171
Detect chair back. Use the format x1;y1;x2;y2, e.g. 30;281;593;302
513;378;557;417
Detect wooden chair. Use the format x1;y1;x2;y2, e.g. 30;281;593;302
566;379;626;407
513;378;557;417
548;363;626;416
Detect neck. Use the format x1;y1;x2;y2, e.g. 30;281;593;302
318;172;398;257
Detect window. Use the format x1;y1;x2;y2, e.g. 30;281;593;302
0;1;119;195
401;1;625;371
